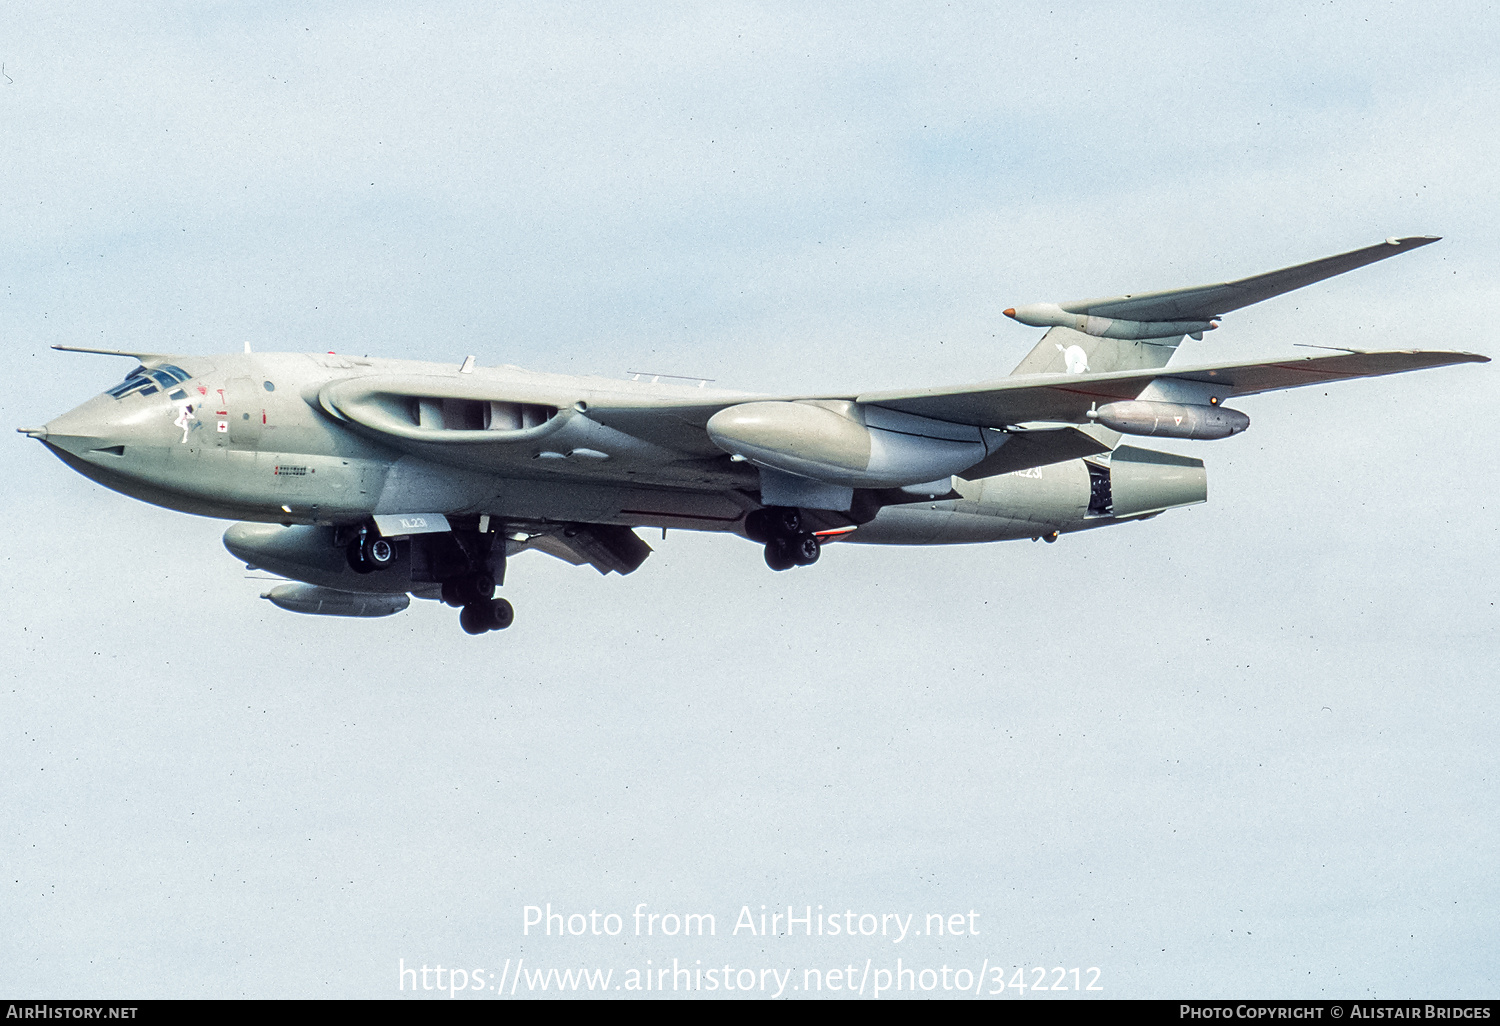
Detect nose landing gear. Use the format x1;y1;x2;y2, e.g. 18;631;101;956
744;507;822;572
347;528;397;573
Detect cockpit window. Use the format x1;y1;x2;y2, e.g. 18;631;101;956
105;364;192;400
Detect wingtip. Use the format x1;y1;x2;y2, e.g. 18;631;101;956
1406;350;1489;364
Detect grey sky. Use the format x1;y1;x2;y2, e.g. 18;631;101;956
3;1;1496;998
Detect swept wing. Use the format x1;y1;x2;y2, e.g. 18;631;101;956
857;349;1487;427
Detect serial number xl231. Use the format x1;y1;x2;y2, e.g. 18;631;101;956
21;237;1487;634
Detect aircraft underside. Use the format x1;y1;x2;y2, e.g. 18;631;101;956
212;439;1204;634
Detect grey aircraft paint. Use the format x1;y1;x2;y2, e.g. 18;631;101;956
20;239;1488;634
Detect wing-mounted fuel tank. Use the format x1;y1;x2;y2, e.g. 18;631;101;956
1091;401;1249;440
262;582;410;617
1088;375;1249;440
705;400;991;496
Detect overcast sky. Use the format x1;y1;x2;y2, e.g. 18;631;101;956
2;1;1496;999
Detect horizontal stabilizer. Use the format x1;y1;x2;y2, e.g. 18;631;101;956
1006;236;1440;337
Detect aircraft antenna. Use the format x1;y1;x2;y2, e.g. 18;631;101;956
1292;343;1370;354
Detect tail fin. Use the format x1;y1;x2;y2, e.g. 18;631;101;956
1009;326;1182;376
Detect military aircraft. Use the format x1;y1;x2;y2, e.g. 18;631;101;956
20;236;1487;634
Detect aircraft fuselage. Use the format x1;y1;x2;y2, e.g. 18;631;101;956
34;351;1156;547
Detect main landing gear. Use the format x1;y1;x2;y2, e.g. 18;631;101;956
744;506;821;572
344;520;514;635
442;571;514;635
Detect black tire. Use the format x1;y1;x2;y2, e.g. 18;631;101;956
441;581;465;607
792;532;821;566
465;572;496;604
362;535;395;568
743;509;772;544
771;507;801;536
764;537;796;571
347;539;373;574
487;598;515;631
459;604;488;635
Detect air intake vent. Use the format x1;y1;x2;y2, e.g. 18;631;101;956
407;398;557;431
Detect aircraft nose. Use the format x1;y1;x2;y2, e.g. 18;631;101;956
32;397;124;459
31;391;172;461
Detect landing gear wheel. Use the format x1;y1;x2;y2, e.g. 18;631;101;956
764;537;796;571
459;597;514;634
464;572;495;604
486;598;515;631
459;603;488;635
771;507;801;535
744;509;772;544
362;535;395;569
746;506;802;542
792;532;821;566
444;572;495;606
